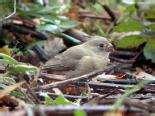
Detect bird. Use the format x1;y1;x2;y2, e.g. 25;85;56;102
43;36;114;78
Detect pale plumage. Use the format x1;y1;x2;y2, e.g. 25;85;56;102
43;37;113;78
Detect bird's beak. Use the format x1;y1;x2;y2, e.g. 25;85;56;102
105;43;114;52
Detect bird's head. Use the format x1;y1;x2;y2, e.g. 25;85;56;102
84;36;114;53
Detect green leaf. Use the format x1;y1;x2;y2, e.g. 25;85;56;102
37;18;79;45
44;95;74;106
38;17;77;33
0;54;38;76
114;35;146;49
0;53;18;66
114;18;143;32
143;39;155;63
74;109;87;116
18;0;70;19
54;95;73;105
124;4;136;15
9;64;38;75
45;95;55;106
59;17;78;30
38;23;59;33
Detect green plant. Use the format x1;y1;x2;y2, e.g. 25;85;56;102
44;94;74;106
112;79;151;110
0;0;16;21
112;1;155;63
0;53;38;75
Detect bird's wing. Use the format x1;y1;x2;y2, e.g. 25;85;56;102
62;45;95;59
42;44;95;71
43;54;79;71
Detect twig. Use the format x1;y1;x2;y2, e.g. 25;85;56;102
99;79;155;85
36;92;89;100
88;82;133;89
95;2;118;34
40;73;66;81
79;14;111;20
0;0;16;21
12;18;36;29
109;56;135;64
111;51;138;57
101;5;117;24
93;1;117;24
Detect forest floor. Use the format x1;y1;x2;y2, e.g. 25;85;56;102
0;0;155;116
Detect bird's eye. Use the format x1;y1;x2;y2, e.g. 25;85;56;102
98;43;104;48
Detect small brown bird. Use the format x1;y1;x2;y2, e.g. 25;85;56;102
43;36;113;78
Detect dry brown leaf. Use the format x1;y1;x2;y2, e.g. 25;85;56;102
66;4;79;20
